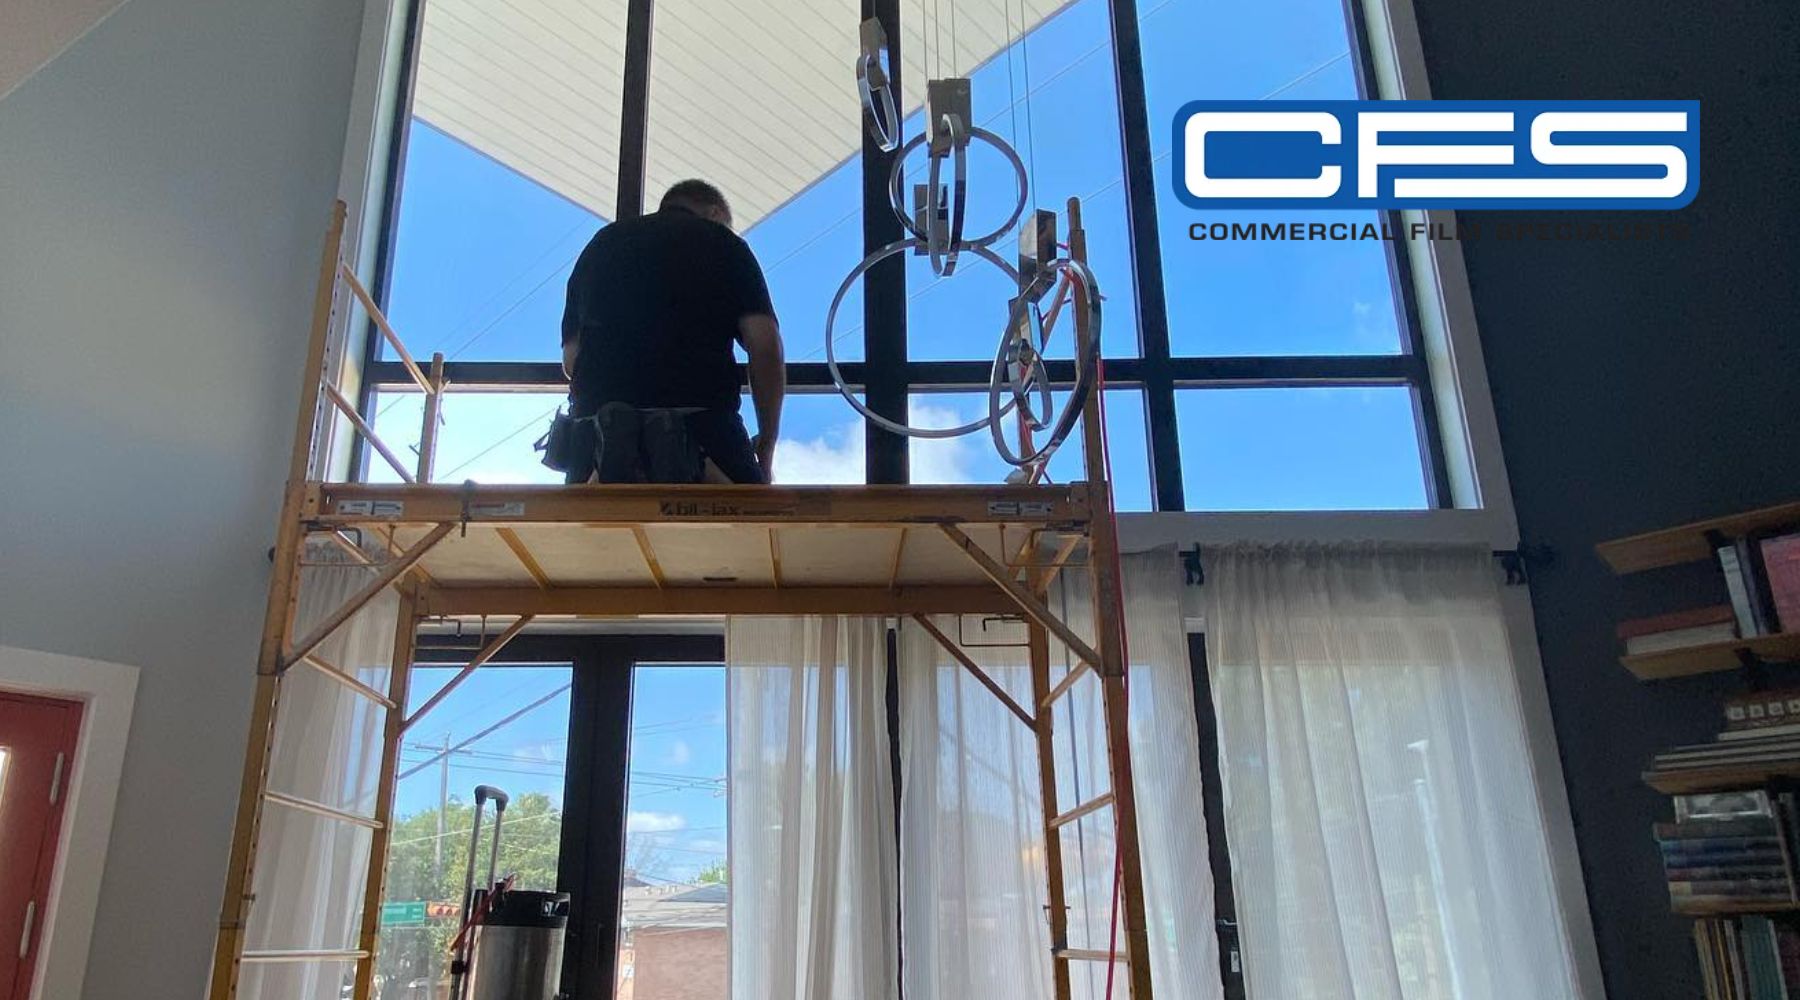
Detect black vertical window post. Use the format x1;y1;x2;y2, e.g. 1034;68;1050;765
1105;0;1185;510
863;0;909;485
560;648;635;999
616;0;655;223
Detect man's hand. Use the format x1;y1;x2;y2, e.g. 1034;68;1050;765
752;433;776;481
739;314;785;485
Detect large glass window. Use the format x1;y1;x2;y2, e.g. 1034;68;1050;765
1140;0;1404;357
383;0;627;363
616;665;729;998
378;662;573;1000
647;0;867;363
1175;387;1430;510
900;0;1138;361
361;0;1451;510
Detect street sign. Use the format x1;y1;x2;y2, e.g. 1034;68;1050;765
381;901;428;927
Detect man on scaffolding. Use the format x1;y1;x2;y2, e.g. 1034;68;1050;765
560;179;785;484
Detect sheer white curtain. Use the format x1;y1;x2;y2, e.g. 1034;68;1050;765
901;550;1222;1000
1203;544;1583;1000
241;546;399;1000
726;615;899;1000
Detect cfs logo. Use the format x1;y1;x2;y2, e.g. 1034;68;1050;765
1173;100;1699;209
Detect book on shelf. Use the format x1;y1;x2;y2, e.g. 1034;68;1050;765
1657;793;1800;923
1765;532;1800;635
1620;605;1741;654
1648;733;1800;776
1696;916;1800;1000
1720;538;1781;639
1683;791;1781;822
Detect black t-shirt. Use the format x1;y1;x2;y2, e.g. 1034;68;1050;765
562;206;775;412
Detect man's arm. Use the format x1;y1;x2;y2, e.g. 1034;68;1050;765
562;338;579;380
739;314;785;477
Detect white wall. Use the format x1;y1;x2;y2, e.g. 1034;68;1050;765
0;0;367;995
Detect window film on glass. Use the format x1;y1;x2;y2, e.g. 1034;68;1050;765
1175;387;1430;510
383;0;628;363
616;665;730;999
900;0;1138;361
369;390;568;485
646;0;867;362
377;663;574;1000
744;391;871;485
357;0;1456;511
1140;0;1404;357
906;390;1152;511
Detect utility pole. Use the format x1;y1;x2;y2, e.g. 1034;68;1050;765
430;732;450;999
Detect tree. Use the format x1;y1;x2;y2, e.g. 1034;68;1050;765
376;792;564;998
695;861;728;885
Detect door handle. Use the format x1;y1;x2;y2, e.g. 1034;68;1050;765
19;900;34;959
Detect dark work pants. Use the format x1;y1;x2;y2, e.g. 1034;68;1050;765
565;404;766;485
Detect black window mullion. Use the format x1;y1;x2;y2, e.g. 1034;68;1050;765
615;0;654;222
559;645;632;999
366;356;1423;395
1105;0;1183;511
863;0;909;485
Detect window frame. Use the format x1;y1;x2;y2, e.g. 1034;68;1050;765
410;631;727;999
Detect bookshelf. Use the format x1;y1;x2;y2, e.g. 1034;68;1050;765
1600;502;1800;681
1599;501;1800;574
1645;764;1800;796
1605;504;1800;998
1624;633;1800;682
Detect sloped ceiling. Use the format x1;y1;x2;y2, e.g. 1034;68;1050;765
413;0;1068;229
0;0;132;101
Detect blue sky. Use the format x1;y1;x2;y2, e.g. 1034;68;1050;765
371;0;1432;889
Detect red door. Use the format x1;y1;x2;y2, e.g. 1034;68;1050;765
0;693;82;1000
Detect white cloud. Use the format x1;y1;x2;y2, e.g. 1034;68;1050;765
666;739;693;766
627;811;688;834
772;404;992;486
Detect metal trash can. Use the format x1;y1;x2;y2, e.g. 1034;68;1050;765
466;889;570;1000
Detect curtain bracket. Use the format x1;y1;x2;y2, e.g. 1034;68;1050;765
1182;544;1204;586
1492;544;1553;586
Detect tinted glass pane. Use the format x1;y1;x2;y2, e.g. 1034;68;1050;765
1141;0;1405;356
907;390;1152;511
648;0;865;362
617;665;730;999
903;0;1138;360
1175;387;1428;510
377;664;573;999
384;0;628;362
369;390;567;485
746;391;869;485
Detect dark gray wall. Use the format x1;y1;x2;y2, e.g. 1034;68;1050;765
1412;0;1800;996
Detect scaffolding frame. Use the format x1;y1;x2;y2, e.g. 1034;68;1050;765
208;198;1155;1000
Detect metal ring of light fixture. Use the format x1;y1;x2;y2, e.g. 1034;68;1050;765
886;125;1029;255
823;239;1103;467
987;258;1102;469
857;58;900;152
926;114;970;275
